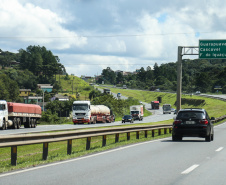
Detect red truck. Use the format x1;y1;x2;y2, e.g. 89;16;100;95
151;101;160;109
0;100;42;130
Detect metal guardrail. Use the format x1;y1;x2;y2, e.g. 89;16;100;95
0;124;172;166
1;111;226;166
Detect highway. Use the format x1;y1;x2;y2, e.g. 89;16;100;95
0;92;224;136
0;102;174;136
0;122;226;184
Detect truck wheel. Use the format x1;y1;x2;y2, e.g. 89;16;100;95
1;119;6;130
13;119;18;129
17;118;21;129
31;119;35;128
33;119;37;128
28;119;32;128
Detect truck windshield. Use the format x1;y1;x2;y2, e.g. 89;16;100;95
73;104;88;111
131;111;139;114
0;104;5;110
163;106;170;110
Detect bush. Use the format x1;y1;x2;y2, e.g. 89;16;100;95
41;110;59;124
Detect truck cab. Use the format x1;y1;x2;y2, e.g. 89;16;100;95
72;101;91;124
0;100;8;130
163;104;171;114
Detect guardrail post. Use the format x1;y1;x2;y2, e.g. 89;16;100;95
43;142;48;160
115;133;119;143
86;137;91;150
169;128;172;134
152;130;155;137
164;128;167;134
136;131;139;139
145;130;148;138
11;146;17;166
158;129;161;136
127;132;130;140
102;135;106;147
67;139;72;155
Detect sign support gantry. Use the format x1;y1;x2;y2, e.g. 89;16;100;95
176;46;198;113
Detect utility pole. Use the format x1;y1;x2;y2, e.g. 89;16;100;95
43;90;45;112
176;46;182;112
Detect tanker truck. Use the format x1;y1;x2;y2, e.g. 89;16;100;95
0;100;42;130
72;101;114;124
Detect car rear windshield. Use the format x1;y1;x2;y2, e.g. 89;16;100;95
177;111;205;119
124;115;132;119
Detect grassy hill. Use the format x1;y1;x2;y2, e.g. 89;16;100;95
100;87;226;118
56;75;93;100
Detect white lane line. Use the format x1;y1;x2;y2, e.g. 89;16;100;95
181;164;199;174
216;147;224;152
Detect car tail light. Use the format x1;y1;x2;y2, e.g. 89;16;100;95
200;119;208;125
174;120;182;124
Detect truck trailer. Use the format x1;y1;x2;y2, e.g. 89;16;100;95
0;100;42;130
130;105;144;121
72;101;114;124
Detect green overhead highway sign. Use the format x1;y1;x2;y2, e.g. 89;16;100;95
199;39;226;59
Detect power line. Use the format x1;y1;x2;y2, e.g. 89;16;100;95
0;31;213;39
63;63;155;66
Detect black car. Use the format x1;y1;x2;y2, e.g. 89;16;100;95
122;115;134;123
172;108;215;142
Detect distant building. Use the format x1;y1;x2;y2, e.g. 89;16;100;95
24;96;43;104
115;70;123;75
19;89;31;97
37;84;53;93
81;76;92;82
123;71;133;76
51;94;69;101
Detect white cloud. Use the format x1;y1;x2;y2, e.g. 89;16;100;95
0;0;87;50
1;0;226;77
61;53;156;77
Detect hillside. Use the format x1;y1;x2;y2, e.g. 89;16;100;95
102;87;226;118
56;75;93;100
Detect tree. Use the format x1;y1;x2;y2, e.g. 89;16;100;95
0;74;19;101
101;67;116;84
89;89;101;100
19;45;65;84
116;72;124;84
137;67;146;82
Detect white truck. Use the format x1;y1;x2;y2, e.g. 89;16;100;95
72;101;114;124
163;104;171;114
0;100;42;130
130;105;144;121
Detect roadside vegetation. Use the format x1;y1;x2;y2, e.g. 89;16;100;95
0;125;172;173
1;46;226;173
101;87;226;118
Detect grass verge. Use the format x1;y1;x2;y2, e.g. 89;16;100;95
0;126;171;173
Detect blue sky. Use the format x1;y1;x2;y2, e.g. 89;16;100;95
0;0;226;77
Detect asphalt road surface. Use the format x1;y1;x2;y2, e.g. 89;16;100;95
1;122;226;185
0;97;175;136
0;106;174;136
1;92;224;136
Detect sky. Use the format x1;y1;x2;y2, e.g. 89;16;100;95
1;0;226;77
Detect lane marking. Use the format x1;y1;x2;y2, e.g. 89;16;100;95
181;164;199;174
216;147;223;152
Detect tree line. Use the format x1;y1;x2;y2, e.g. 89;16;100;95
98;59;226;93
0;46;66;101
